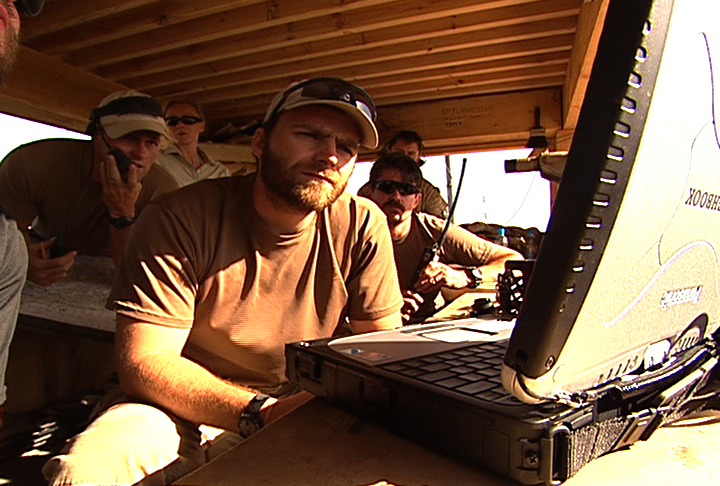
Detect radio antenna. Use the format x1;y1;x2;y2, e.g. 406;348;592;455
413;157;468;283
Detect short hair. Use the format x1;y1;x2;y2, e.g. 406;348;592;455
381;130;425;154
369;152;423;188
164;100;205;119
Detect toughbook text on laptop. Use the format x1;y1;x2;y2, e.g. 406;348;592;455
286;0;720;483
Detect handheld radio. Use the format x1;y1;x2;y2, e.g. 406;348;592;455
412;157;468;284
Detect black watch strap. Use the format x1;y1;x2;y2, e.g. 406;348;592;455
237;393;271;438
107;213;136;229
466;267;483;288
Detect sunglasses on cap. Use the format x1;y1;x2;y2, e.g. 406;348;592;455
268;77;377;123
374;180;421;196
16;0;45;16
165;115;203;126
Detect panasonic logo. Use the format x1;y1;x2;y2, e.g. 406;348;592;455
660;286;702;311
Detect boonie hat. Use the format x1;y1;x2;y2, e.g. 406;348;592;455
264;77;379;149
91;91;168;139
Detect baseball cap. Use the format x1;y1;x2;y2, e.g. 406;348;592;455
91;90;168;139
264;77;379;149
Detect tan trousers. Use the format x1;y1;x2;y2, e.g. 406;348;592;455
42;399;241;486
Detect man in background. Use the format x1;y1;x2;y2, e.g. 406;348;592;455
368;152;522;323
157;100;231;187
358;129;448;217
0;90;178;286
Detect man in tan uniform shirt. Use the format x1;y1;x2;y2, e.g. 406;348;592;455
368;152;522;323
43;77;404;486
358;130;448;217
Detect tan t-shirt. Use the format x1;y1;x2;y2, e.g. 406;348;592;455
394;212;494;320
156;143;231;188
0;138;179;256
109;175;403;389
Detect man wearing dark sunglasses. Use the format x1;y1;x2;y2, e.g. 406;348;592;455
43;78;403;486
157;100;231;187
358;129;448;218
368;152;522;324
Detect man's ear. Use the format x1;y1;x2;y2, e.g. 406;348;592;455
251;127;265;159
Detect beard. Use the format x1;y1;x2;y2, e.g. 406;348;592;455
0;18;19;84
259;142;350;213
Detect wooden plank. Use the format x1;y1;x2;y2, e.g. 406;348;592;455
70;0;433;69
199;143;256;164
172;398;720;486
88;0;578;77
128;4;577;91
23;0;270;55
19;0;155;34
562;0;610;130
145;20;576;101
0;47;126;132
190;33;573;113
376;88;562;149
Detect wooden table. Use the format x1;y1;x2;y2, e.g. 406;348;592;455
5;256;116;412
172;398;720;486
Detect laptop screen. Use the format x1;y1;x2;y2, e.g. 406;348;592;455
503;0;720;403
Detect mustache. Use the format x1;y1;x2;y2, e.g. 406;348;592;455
382;199;405;211
298;162;340;183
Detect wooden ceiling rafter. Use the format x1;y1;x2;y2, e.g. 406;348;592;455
1;0;605;159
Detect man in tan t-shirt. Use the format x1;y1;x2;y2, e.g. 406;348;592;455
43;77;404;486
368;152;522;323
0;90;179;286
358;130;449;217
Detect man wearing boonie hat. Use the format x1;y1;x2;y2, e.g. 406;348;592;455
0;90;179;286
43;77;403;486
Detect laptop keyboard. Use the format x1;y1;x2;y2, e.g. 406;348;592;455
380;341;522;406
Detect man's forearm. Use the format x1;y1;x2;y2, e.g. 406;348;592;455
118;349;258;432
115;319;259;432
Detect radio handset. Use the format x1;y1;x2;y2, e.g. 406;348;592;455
96;120;132;177
412;158;467;285
108;147;132;175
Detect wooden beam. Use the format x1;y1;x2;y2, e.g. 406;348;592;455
562;0;610;130
189;33;574;113
89;0;579;77
123;0;578;90
23;0;268;55
144;20;576;100
0;47;126;131
376;87;562;148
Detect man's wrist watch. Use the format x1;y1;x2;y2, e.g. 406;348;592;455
106;213;136;229
465;267;483;288
237;393;271;438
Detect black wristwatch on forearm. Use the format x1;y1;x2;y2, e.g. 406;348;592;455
465;267;483;288
106;211;136;229
237;393;271;438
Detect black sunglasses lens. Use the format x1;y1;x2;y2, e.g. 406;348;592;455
375;180;418;196
166;116;202;126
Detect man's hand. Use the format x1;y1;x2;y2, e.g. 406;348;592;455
99;157;141;218
401;289;424;323
27;239;76;286
414;260;471;293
